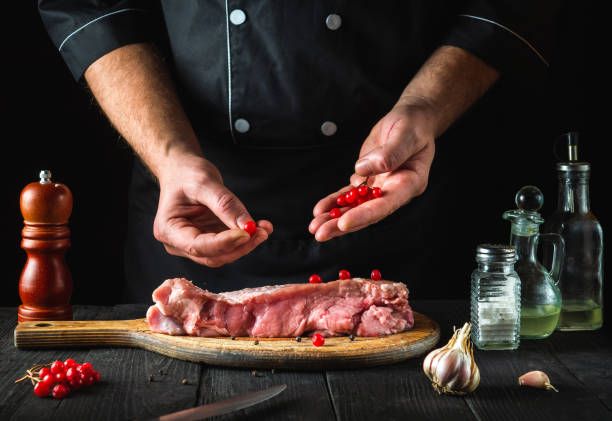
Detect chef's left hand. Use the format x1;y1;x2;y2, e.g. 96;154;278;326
309;100;436;241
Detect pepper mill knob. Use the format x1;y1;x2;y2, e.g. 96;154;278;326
18;170;73;322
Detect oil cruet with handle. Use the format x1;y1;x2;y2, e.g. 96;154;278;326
503;186;564;339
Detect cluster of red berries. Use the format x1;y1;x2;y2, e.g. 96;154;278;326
25;359;100;399
329;185;382;219
309;269;382;283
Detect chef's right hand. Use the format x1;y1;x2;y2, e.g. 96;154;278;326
153;155;273;267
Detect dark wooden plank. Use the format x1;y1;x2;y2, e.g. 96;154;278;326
197;367;335;421
325;300;476;421
547;329;612;411
48;304;202;421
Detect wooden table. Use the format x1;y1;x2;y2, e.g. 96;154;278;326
1;301;610;420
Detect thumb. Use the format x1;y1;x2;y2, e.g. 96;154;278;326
186;180;253;230
354;123;417;176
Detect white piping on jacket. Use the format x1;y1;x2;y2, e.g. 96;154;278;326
224;0;236;141
58;8;146;51
459;14;549;67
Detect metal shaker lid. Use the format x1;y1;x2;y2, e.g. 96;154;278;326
476;244;517;262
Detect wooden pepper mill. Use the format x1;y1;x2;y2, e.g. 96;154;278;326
18;170;73;322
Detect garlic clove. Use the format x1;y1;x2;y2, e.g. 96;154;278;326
518;370;558;392
423;322;480;395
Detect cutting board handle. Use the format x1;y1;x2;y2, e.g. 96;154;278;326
14;319;146;348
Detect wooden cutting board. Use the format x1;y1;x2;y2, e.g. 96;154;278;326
14;312;439;370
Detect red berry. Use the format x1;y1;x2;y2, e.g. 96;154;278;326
81;362;93;375
55;372;67;384
371;187;382;198
34;381;50;397
52;384;70;399
38;367;51;378
69;378;83;391
312;333;325;347
243;221;256;236
345;190;357;204
65;367;79;382
338;269;351;280
92;370;101;384
309;274;322;284
329;208;342;219
357;185;369;197
41;374;55;388
82;375;94;387
64;358;76;368
50;360;64;374
336;195;347;207
371;269;382;281
356;197;368;206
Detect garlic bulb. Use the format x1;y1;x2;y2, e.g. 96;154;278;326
423;322;480;395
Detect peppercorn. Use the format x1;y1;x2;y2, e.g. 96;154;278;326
295;336;302;342
254;340;259;345
148;374;154;382
349;334;355;341
182;378;189;385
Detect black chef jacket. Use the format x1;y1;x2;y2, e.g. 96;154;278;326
38;0;558;302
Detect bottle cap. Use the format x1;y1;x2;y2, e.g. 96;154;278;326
476;244;517;263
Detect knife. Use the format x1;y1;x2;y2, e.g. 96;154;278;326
142;384;287;421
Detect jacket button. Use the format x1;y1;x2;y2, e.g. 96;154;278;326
230;9;247;25
325;14;342;31
234;118;250;133
320;121;338;136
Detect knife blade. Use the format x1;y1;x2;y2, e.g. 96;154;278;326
142;384;287;421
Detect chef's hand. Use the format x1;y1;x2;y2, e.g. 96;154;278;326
309;101;435;241
153;155;273;267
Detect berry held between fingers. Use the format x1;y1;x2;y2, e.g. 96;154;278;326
243;221;257;236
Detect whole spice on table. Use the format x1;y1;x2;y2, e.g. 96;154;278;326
422;322;480;395
518;371;558;392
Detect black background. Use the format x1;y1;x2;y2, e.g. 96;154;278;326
3;2;608;328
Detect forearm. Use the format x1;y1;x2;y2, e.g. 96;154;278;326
397;45;500;138
84;43;202;179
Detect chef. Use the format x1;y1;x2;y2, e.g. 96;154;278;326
38;1;558;302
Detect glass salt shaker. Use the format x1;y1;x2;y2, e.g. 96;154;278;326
543;132;604;330
471;244;521;350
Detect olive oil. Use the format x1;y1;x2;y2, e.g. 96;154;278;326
520;305;561;339
557;299;603;331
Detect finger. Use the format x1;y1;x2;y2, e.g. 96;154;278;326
309;207;349;234
312;185;352;217
190;227;269;267
349;173;368;187
354;122;419;176
161;218;251;257
185;181;253;229
312;215;368;242
257;220;274;235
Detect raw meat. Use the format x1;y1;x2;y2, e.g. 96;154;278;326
146;277;414;338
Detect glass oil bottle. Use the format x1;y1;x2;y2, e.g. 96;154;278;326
543;132;604;330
